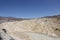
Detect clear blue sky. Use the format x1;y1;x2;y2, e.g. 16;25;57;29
0;0;60;18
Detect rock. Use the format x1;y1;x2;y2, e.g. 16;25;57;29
0;15;60;40
0;17;60;37
0;31;60;40
0;29;15;40
15;32;60;40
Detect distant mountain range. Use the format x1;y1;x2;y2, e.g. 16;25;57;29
42;15;60;18
0;16;28;23
0;15;60;23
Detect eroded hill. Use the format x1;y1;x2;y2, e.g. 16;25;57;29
0;15;60;40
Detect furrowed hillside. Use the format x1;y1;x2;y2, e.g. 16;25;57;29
0;15;60;40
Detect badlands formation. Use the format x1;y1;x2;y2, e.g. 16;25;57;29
0;15;60;40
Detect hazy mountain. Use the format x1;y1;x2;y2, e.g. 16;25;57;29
0;16;28;23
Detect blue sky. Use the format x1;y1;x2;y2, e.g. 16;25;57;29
0;0;60;18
